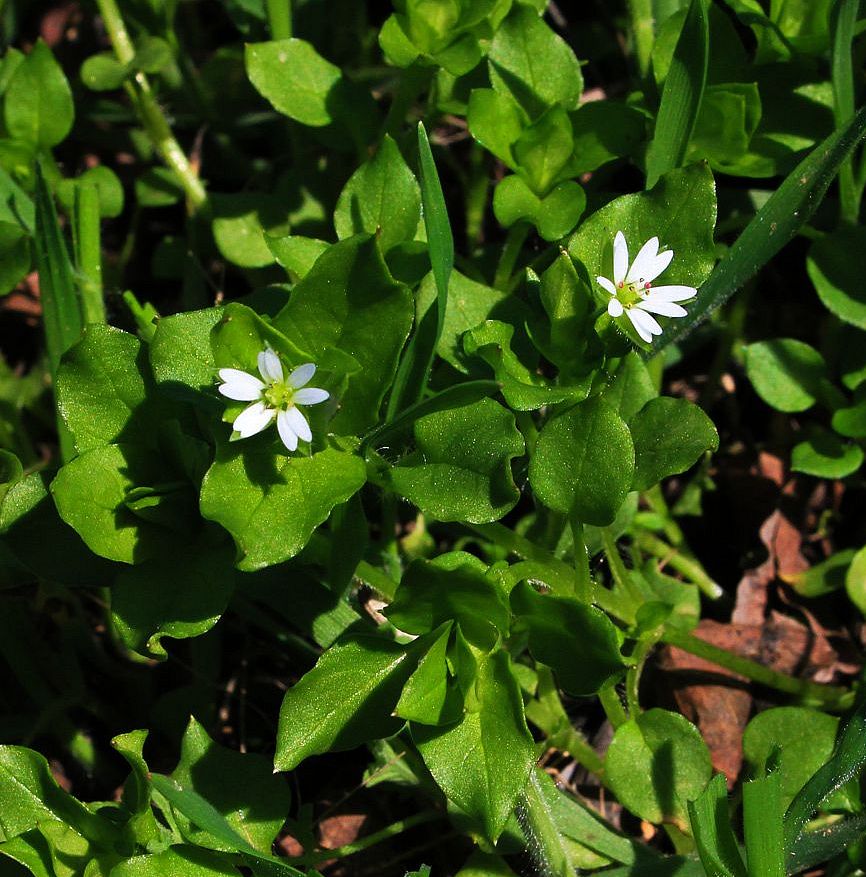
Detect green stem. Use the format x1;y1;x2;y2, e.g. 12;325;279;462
643;484;684;547
635;530;723;600
599;685;629;728
382;64;433;138
570;519;592;603
662;629;854;711
601;527;645;609
625;636;657;718
494;221;530;290
627;0;655;79
73;184;105;325
265;0;292;39
303;811;442;864
95;0;207;212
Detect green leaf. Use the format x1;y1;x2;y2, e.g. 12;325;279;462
629;397;719;491
568;163;717;298
659;103;866;350
688;83;762;171
200;444;366;571
605;709;712;829
211;193;290;268
387;123;455;415
245;38;342;126
463;320;588;411
529;397;634;526
135;167;185;208
50;443;185;564
510;581;624;695
274;634;418;771
688;774;748;877
150;308;223;408
150;774;301;874
743;339;828;413
34;163;81;378
645;0;709;188
334;135;421;253
487;3;583;119
80;52;127;91
56;325;154;454
386;553;510;650
786;548;855;598
266;235;328;281
743;707;842;810
0;222;30;296
467;88;525;168
791;425;863;478
513;107;574;195
832;385;866;438
742;770;784;877
807;226;866;329
170;717;291;853
536;252;594;371
846;545;866;615
415;269;529;373
395;622;463;725
413;650;536;841
4;40;73;148
112;534;236;659
493;176;585;242
109;846;242;876
602;352;657;421
273;235;413;434
570;101;647;176
373;398;524;524
57;165;125;219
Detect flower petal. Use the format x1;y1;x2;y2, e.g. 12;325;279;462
596;275;617;296
288;362;316;389
608;298;624;317
613;231;629;285
233;401;275;438
637;296;688;318
276;409;299;452
646;248;674;281
293;387;329;406
625;236;659;284
218;369;266;401
258;347;284;384
650;284;697;302
284;405;312;443
627;307;662;342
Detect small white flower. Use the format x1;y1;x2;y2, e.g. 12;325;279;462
596;231;696;343
217;348;330;453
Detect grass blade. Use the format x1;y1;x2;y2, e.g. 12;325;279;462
658;103;866;352
688;773;748;877
743;771;784;877
645;0;709;188
34;162;82;376
831;0;860;222
386;122;454;417
784;700;866;856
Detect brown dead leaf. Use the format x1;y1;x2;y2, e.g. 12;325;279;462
318;812;366;851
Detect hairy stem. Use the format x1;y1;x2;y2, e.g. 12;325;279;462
73;183;105;324
265;0;293;40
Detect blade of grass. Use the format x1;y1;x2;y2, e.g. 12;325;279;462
786;813;866;875
784;700;866;856
688;774;748;877
743;771;784;877
831;0;861;222
34;163;81;377
645;0;709;188
386;122;454;417
657;103;866;352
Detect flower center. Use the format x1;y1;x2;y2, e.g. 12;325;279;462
263;380;295;410
617;278;651;308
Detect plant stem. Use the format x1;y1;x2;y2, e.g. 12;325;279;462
642;484;684;546
831;0;860;223
494;221;530;290
599;685;629;728
635;530;723;600
662;629;854;710
265;0;292;40
382;64;433;138
570;520;592;603
73;184;105;325
627;0;655;79
303;811;443;864
95;0;207;212
601;527;645;609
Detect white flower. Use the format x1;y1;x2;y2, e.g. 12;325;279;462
217;348;330;453
595;231;696;343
